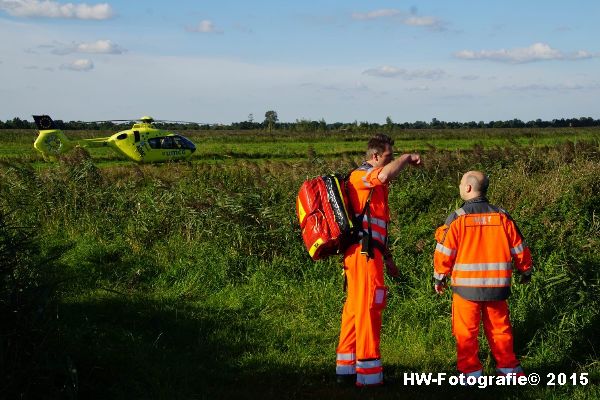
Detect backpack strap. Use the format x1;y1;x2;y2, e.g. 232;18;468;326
360;188;375;259
344;165;379;259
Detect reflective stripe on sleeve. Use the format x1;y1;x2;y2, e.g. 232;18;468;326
454;262;512;271
434;272;446;281
455;208;466;216
452;277;512;286
361;168;374;187
510;243;526;255
435;243;456;256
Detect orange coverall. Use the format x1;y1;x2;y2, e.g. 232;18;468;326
336;162;389;386
434;197;532;376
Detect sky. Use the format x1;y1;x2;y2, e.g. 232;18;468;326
1;0;600;124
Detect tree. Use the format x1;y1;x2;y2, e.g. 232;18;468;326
318;118;327;132
264;110;278;133
385;116;393;132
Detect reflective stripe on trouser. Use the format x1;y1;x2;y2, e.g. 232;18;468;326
336;352;356;375
461;369;483;378
497;365;524;375
452;293;520;374
458;369;483;386
336;243;385;384
356;359;383;386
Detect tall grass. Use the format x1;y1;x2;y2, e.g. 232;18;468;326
0;141;599;399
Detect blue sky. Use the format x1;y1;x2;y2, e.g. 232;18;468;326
1;0;599;123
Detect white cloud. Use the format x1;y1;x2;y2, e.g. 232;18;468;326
503;83;600;92
299;81;375;95
60;58;93;71
51;40;125;55
455;42;599;63
351;8;446;30
363;65;445;80
75;39;123;54
351;9;401;20
407;86;429;92
404;16;439;27
0;0;113;20
186;20;222;34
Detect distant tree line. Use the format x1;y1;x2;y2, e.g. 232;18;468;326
2;115;600;131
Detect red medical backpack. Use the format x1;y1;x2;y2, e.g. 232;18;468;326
296;174;355;260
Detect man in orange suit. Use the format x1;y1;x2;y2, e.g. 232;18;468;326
336;134;421;387
433;171;533;378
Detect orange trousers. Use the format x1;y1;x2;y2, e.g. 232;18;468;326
336;244;386;386
452;293;520;374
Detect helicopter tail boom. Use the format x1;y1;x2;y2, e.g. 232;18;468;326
33;130;73;159
32;115;73;158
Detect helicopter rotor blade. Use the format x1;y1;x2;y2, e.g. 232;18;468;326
152;120;203;125
39;118;210;126
77;119;202;124
83;120;136;124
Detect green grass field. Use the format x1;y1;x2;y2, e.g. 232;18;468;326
1;128;599;399
1;127;599;164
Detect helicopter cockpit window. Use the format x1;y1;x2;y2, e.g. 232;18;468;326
148;137;161;149
160;136;178;149
174;135;196;150
147;136;194;150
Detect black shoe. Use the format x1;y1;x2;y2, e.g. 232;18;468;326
336;374;356;386
355;380;385;388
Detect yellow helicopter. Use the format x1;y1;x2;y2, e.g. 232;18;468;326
32;115;197;162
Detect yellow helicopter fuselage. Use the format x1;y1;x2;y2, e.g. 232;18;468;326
108;122;195;162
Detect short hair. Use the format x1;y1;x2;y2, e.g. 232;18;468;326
465;172;489;195
366;134;394;159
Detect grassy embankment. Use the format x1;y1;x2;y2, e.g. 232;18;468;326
0;130;599;399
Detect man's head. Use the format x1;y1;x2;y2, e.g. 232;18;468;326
367;134;394;168
459;171;489;200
